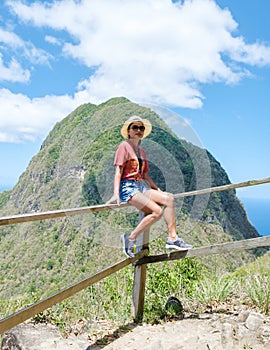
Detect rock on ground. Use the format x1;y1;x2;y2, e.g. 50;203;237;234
1;323;90;350
1;311;270;350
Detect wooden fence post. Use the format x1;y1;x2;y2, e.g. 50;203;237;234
132;212;149;322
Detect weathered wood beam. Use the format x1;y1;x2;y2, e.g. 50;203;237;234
135;236;270;266
0;250;147;335
132;212;150;322
0;176;269;227
0;202;128;226
173;177;270;199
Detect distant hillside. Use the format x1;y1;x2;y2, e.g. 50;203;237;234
0;97;260;307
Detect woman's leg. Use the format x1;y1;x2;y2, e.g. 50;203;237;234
142;190;193;251
128;192;163;240
123;190;192;257
144;189;177;240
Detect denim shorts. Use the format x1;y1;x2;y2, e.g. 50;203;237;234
119;179;149;202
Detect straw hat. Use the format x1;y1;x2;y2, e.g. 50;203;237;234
120;115;152;139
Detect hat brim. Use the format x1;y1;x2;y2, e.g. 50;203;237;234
121;118;152;139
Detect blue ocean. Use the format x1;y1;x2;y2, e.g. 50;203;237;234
240;197;270;237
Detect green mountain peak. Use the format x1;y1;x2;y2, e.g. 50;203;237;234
0;98;260;308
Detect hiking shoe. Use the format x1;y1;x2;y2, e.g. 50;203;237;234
121;233;136;258
166;237;193;250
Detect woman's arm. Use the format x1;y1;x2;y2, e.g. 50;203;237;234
143;172;161;191
106;165;123;205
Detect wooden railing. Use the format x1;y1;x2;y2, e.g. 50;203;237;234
0;176;270;334
1;177;269;227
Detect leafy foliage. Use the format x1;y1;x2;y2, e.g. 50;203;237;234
143;240;203;322
0;190;11;209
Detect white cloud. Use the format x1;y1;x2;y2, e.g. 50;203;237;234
0;27;51;65
45;35;61;46
0;53;30;82
7;0;270;104
2;0;270;142
230;39;270;66
0;27;23;47
0;89;82;143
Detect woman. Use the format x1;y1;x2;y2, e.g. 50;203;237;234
107;115;192;258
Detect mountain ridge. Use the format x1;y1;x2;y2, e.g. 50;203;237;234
0;97;261;308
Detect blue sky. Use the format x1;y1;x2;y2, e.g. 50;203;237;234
0;0;270;202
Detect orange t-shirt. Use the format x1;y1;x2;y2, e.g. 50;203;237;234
114;141;149;180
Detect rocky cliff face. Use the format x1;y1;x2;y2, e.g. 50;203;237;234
0;97;259;301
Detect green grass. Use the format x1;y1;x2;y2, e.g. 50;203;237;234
1;260;269;336
241;274;270;313
1;240;269;335
191;275;237;305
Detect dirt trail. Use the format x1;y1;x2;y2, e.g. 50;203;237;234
90;312;270;350
2;311;270;350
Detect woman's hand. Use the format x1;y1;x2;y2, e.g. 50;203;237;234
106;194;120;205
106;165;122;205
